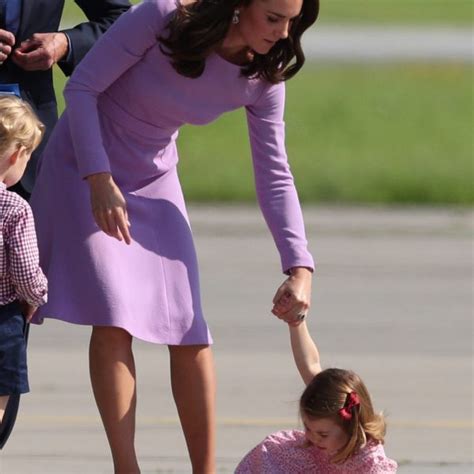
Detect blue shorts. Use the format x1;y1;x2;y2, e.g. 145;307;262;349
0;301;29;396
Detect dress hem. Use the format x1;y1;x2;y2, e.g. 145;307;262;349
31;314;213;346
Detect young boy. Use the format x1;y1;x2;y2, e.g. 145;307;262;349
0;95;47;428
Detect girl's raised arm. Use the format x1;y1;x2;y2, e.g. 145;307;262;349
289;321;322;385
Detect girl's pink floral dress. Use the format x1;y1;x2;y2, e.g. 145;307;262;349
235;430;397;473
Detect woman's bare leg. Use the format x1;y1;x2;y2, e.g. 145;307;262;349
169;344;216;473
89;326;140;473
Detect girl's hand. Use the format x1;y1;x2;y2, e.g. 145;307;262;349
271;267;312;325
87;172;131;244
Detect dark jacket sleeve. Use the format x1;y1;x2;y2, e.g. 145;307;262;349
58;0;131;76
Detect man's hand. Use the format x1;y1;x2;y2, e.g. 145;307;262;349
12;32;69;71
0;28;15;65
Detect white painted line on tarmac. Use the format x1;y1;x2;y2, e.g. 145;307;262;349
17;415;474;430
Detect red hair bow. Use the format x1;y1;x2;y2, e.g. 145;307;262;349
338;392;360;421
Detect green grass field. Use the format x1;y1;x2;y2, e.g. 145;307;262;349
54;63;472;204
318;0;473;25
62;0;474;26
57;1;473;204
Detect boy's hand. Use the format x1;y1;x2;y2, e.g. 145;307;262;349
20;302;38;323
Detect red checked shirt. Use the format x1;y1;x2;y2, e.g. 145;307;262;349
0;182;47;306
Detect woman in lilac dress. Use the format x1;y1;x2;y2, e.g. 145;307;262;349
31;0;318;471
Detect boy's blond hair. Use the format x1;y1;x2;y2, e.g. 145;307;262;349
0;96;45;158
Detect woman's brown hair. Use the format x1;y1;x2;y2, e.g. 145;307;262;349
159;0;319;84
300;368;387;464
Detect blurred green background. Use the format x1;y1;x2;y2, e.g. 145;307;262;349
62;0;474;26
56;1;473;204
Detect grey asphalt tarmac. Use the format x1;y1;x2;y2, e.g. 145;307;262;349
61;22;472;62
303;26;473;62
1;206;472;473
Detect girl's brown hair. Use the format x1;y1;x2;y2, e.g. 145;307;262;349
0;96;44;157
159;0;319;84
300;368;387;464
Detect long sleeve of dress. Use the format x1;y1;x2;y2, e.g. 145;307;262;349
246;83;314;274
64;0;170;178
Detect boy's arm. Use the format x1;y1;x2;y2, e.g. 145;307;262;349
289;321;322;385
6;204;47;307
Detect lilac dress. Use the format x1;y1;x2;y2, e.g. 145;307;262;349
236;430;398;474
30;0;314;344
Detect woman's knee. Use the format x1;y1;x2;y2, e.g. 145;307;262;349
91;326;132;352
168;345;215;373
168;344;212;358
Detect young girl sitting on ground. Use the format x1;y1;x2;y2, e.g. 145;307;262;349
0;96;47;430
235;318;397;473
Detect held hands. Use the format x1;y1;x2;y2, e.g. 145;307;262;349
87;173;132;245
11;32;69;71
271;267;312;326
0;29;15;64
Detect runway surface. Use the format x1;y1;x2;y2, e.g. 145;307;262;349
1;205;472;473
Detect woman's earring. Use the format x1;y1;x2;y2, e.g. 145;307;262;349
232;9;240;25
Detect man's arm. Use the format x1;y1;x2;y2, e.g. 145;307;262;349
11;0;131;75
59;0;131;75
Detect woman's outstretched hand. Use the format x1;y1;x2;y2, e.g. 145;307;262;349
272;267;312;326
87;172;131;244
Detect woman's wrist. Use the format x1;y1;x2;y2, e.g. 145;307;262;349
86;172;112;185
288;266;312;277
